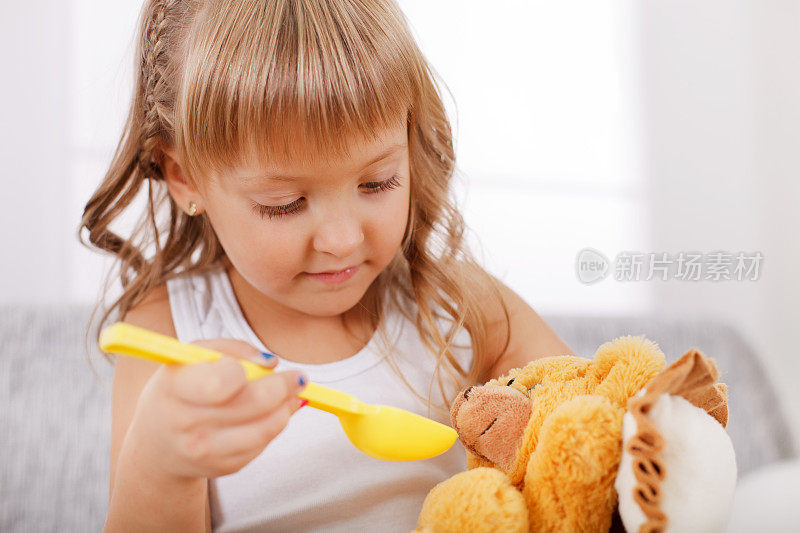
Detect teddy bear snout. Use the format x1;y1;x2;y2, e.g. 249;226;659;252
449;385;532;468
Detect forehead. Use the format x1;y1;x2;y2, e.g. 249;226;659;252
231;121;408;185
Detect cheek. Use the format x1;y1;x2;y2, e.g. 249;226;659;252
241;221;313;276
243;231;302;270
369;188;411;247
204;199;305;277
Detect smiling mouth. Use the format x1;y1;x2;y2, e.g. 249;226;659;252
309;264;359;275
479;417;498;438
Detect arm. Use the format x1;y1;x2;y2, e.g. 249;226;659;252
479;274;576;381
106;437;209;533
104;285;212;533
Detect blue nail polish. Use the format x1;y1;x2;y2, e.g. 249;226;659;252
261;351;276;360
298;374;306;386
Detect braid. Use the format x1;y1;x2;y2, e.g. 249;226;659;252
138;0;172;179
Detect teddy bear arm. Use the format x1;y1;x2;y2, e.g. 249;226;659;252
523;396;623;533
414;468;528;533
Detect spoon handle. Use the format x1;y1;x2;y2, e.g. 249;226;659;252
99;322;366;416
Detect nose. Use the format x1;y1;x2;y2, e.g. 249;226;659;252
463;386;476;400
312;208;365;258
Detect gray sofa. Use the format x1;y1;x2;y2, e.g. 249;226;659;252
1;304;797;532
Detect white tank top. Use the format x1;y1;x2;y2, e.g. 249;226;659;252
165;262;473;532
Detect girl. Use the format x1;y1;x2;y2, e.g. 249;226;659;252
80;0;574;531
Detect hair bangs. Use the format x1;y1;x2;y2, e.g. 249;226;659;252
175;0;416;184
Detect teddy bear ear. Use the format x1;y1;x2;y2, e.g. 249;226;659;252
590;336;667;405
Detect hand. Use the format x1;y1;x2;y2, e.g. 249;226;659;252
123;338;307;480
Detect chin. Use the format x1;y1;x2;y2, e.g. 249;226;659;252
298;287;367;316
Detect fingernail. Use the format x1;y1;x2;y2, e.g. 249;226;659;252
261;352;276;360
297;374;307;387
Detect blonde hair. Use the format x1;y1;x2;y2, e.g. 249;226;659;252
79;0;510;417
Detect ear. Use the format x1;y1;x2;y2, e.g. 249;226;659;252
588;336;666;406
157;146;203;215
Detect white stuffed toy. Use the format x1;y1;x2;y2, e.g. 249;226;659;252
615;349;737;532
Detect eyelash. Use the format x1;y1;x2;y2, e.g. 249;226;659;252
250;173;402;220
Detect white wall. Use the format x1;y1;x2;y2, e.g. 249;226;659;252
637;0;800;444
0;1;72;303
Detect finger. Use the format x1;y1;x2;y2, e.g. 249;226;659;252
190;338;279;370
168;338;277;405
194;400;295;468
169;354;250;406
229;370;309;423
188;370;309;427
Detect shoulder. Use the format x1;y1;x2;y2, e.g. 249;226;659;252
121;283;176;338
114;283;176;377
460;263;576;381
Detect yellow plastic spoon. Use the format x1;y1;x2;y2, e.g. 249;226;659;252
99;322;457;461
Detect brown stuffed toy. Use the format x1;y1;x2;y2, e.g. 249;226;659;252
414;335;736;533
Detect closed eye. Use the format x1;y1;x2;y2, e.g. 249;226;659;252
250;173;402;220
362;173;401;194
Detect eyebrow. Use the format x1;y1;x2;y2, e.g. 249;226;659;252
251;143;407;183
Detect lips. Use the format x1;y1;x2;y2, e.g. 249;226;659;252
306;263;361;284
311;264;358;275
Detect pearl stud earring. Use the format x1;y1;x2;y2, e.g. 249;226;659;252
187;201;197;216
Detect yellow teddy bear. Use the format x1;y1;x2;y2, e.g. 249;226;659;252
414;335;736;533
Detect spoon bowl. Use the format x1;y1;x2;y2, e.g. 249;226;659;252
99;322;457;461
338;404;460;461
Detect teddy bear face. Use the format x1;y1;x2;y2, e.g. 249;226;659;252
451;355;595;472
450;384;531;471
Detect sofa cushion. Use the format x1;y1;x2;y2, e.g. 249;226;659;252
1;305;796;532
